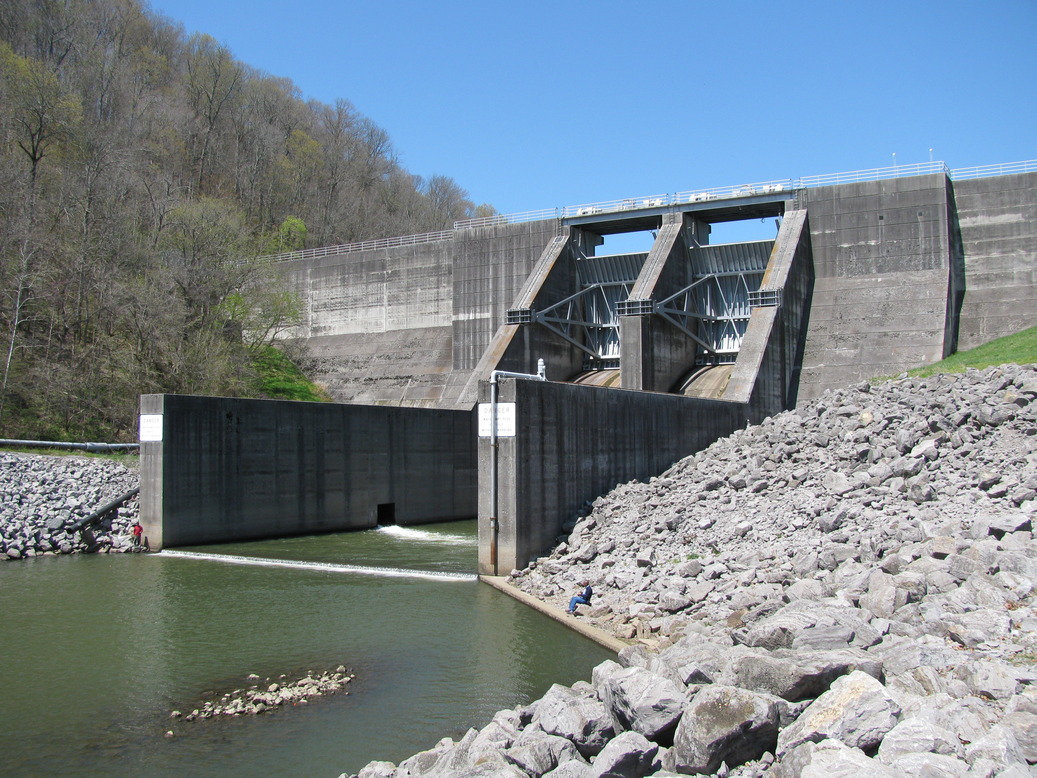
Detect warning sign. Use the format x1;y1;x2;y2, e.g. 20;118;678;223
478;403;516;437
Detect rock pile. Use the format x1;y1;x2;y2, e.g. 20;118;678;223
0;452;140;559
171;667;354;721
349;364;1037;777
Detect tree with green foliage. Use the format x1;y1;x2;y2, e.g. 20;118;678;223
0;0;490;440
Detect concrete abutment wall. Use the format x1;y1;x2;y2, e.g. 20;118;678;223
278;219;562;409
139;394;475;549
796;174;962;400
954;172;1037;349
478;378;747;576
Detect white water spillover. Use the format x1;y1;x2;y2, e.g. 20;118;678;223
158;549;477;582
375;524;477;544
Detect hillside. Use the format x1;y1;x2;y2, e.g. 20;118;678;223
352;362;1037;776
0;0;489;441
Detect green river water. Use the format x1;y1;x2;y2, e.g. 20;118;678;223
0;521;613;777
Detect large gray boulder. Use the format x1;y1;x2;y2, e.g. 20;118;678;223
531;684;615;758
394;729;516;778
886;751;971;777
355;762;398;778
652;639;744;686
770;738;900;778
875;717;964;762
776;670;901;755
387;727;531;778
902;693;997;746
964;725;1030;769
1002;693;1037;764
671;684;780;774
790;624;855;651
734;607;818;649
591;661;686;744
395;738;454;777
541;762;595;778
586;731;659;777
502;730;585;777
858;570;908;619
956;660;1020;701
429;764;528;778
470;709;522;754
718;647;882;702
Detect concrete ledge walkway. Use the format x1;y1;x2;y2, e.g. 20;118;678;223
479;576;630;654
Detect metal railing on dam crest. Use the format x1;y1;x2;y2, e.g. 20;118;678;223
263;158;1037;263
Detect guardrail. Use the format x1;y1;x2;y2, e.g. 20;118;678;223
562;194;669;218
456;207;559;229
797;161;950;187
266;229;454;263
266;159;1036;261
950;159;1037;180
672;179;792;205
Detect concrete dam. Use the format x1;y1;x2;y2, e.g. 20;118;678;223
139;163;1037;575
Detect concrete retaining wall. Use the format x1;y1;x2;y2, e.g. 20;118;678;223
279;219;561;409
477;378;746;575
954;172;1037;349
451;221;565;373
796;175;959;400
139;394;476;549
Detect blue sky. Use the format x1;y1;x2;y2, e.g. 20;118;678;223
150;0;1036;220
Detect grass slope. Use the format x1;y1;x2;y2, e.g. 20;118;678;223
251;346;333;403
906;326;1037;378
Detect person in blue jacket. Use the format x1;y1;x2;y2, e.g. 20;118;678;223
566;582;593;614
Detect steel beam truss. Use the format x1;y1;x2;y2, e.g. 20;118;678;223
527;279;634;364
506;240;769;370
657;269;763;361
506;247;644;368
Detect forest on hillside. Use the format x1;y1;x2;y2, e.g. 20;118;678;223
0;0;490;441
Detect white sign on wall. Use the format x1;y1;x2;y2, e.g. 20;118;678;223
478;403;516;437
139;414;164;442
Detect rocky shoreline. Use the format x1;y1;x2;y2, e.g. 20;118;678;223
0;452;141;559
349;363;1037;777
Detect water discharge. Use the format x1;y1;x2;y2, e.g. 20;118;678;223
374;524;478;545
0;520;613;777
158;549;478;582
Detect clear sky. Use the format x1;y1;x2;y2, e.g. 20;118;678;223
149;0;1036;219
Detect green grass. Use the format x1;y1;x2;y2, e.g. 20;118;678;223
251;345;333;403
904;326;1037;378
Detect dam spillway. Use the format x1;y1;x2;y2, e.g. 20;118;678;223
139;162;1037;574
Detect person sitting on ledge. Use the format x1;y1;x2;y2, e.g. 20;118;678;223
566;582;593;614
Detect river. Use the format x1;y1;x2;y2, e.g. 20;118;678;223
0;520;613;776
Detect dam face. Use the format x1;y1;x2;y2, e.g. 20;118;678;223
141;167;1037;572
